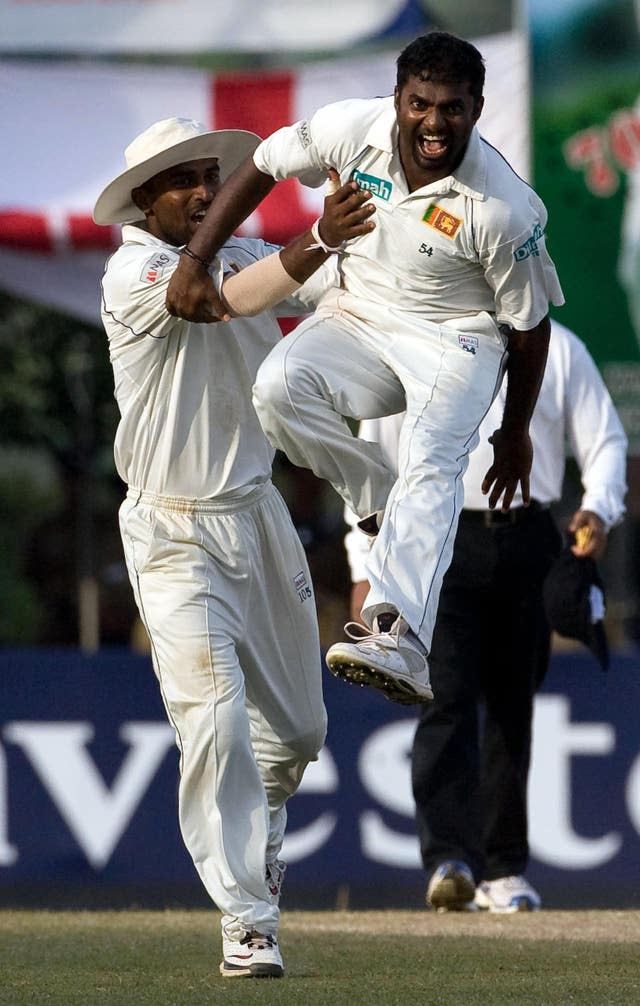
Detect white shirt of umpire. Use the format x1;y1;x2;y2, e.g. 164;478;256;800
254;96;564;646
344;321;628;585
101;226;333;933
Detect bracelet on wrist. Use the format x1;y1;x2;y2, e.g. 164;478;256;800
308;218;345;254
181;246;211;270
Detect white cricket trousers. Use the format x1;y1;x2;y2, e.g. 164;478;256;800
119;481;326;934
253;311;507;650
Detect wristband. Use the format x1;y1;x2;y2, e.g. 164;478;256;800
308;218;345;254
181;246;211;270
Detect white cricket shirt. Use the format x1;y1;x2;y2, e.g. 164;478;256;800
101;225;334;499
254;96;564;338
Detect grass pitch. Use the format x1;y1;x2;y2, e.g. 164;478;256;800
1;909;639;1005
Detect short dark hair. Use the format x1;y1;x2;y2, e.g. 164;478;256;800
396;31;485;101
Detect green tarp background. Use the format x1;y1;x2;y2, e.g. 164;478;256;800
531;0;640;450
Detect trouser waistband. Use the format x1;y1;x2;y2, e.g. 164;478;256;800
126;482;270;514
460;500;549;528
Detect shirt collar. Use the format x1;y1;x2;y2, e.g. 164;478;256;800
448;128;487;200
363;97;397;154
121;224;175;248
409;128;488;200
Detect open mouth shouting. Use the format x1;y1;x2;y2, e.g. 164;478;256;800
418;133;449;159
191;206;210;226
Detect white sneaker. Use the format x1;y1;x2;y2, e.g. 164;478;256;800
427;860;477;912
219;915;284;978
475;875;541;913
325;618;433;705
265;859;286;903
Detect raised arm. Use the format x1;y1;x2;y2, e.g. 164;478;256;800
221;171;375;316
481;316;551;511
192;158;276;264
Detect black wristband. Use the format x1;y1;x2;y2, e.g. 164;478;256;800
181;246;211;270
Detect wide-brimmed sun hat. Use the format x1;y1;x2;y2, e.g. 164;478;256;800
93;117;261;225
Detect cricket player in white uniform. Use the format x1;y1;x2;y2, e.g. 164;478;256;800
93;117;375;978
165;33;565;707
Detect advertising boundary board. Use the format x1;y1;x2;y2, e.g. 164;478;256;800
0;647;639;910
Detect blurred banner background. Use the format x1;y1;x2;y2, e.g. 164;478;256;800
0;32;527;323
0;0;639;908
531;0;640;439
0;0;429;53
1;647;638;909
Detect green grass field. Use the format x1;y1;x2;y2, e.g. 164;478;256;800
1;909;639;1005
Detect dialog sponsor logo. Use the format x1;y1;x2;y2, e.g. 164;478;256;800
351;170;392;201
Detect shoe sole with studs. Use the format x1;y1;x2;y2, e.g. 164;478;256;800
325;652;433;705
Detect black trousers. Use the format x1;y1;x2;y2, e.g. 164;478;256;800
411;504;562;884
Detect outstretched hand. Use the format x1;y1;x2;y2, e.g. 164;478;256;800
316;168;376;248
481;426;533;511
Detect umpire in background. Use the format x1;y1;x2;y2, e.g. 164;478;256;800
345;319;627;912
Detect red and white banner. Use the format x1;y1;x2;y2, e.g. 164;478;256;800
0;0;411;54
0;33;528;323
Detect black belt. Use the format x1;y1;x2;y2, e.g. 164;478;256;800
461;499;549;528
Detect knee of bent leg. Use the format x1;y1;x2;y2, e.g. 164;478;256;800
291;711;328;764
252;352;289;419
273;734;326;799
253;347;321;417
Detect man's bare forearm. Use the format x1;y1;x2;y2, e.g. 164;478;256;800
187;157;277;264
191;167;380;320
502;316;551;432
481;316;551;510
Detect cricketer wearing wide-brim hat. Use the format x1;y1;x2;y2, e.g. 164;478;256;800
93;115;376;978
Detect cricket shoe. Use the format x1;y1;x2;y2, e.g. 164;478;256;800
325;617;433;705
427;860;477;912
219;915;283;978
265;858;286;904
475;875;541;913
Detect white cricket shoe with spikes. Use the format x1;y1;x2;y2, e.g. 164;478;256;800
325;616;433;705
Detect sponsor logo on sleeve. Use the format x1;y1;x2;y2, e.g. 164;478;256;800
422;203;463;239
296;120;313;149
140;252;172;284
514;223;543;262
458;334;479;355
350;170;393;201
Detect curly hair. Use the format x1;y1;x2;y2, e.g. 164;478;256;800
396;32;485;101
